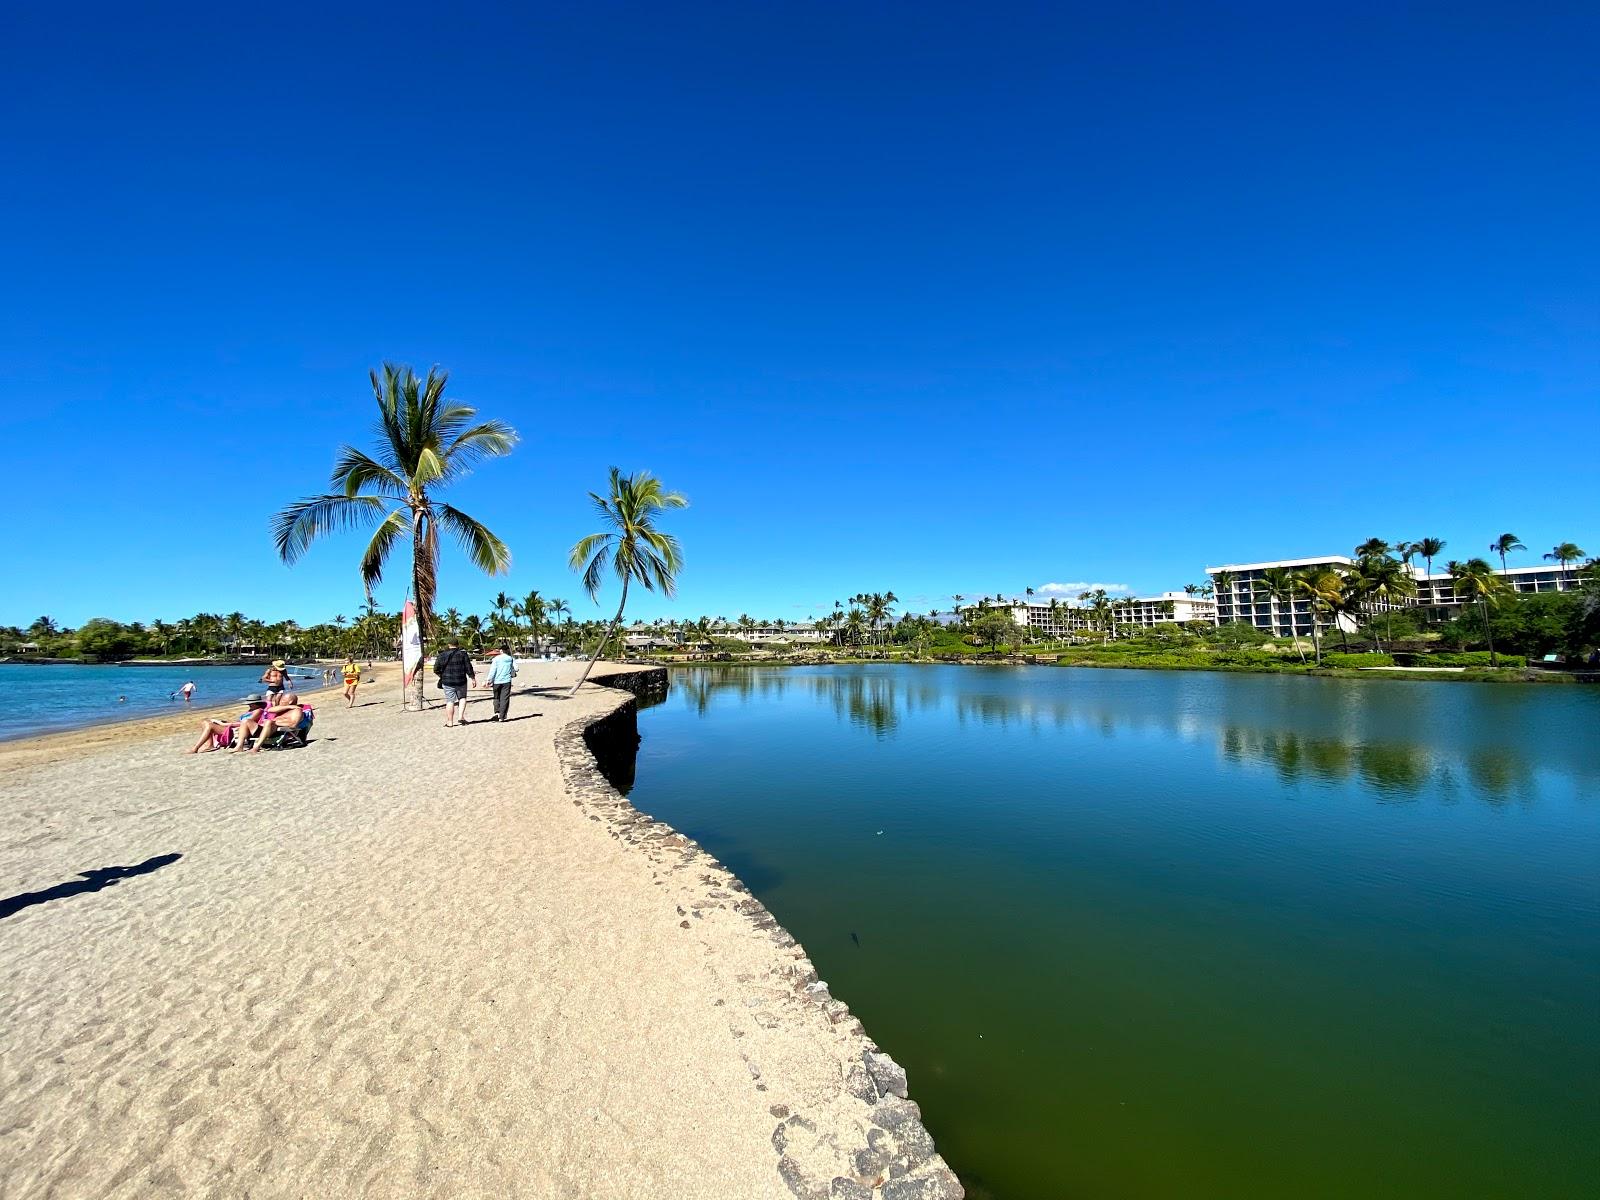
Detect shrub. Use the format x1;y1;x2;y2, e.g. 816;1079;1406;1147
1324;652;1394;668
1423;651;1526;668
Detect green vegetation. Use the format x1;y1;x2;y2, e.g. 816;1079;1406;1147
272;363;518;707
1323;652;1394;668
568;468;688;694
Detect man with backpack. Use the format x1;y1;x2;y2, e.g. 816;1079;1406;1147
433;638;477;727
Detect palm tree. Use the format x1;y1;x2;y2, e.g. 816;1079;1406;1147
1395;541;1417;569
1292;568;1344;666
1256;568;1304;660
1490;533;1524;574
568;469;687;695
1353;538;1391;562
274;364;517;708
1453;558;1509;666
1545;542;1586;586
1414;537;1446;585
1358;555;1416;649
523;589;547;657
547;597;571;653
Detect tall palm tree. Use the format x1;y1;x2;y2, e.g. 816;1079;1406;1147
547;597;571;652
1411;537;1446;598
1353;538;1391;562
1292;568;1344;666
523;589;547;657
568;469;687;695
1359;555;1416;649
274;364;516;709
1490;533;1524;574
1256;568;1303;660
1545;542;1586;586
1453;558;1509;666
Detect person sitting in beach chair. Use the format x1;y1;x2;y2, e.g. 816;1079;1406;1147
233;693;313;753
186;694;269;754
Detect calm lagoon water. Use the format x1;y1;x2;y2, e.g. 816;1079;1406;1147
631;666;1599;1200
0;663;335;740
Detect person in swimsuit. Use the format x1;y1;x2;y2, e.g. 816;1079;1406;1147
187;695;268;753
341;657;361;707
181;680;196;703
260;660;288;701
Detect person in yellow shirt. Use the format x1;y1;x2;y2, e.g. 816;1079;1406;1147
341;657;361;707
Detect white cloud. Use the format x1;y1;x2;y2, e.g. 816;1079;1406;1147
1034;581;1131;596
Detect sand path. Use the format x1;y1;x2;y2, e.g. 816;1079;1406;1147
0;663;959;1200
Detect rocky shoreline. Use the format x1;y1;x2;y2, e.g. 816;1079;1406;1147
571;668;963;1200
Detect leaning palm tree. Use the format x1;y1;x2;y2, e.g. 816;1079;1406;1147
1544;542;1586;586
568;469;687;695
1489;533;1524;574
273;363;517;710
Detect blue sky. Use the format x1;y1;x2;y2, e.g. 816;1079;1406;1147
5;3;1595;628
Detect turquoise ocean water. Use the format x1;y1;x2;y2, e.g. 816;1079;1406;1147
0;663;337;740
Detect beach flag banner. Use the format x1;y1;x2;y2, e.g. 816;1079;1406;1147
401;599;423;694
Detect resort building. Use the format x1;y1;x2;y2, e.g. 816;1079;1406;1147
1205;557;1356;638
977;592;1216;639
1209;555;1587;636
1412;564;1582;609
1117;591;1218;628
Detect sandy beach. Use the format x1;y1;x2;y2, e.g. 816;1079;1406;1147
0;662;959;1199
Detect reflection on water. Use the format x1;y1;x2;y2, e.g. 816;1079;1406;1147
642;665;1600;1200
669;665;1593;803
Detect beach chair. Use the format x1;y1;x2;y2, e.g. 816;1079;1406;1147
263;706;315;749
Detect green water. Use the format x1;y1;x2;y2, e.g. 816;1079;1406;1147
631;666;1600;1199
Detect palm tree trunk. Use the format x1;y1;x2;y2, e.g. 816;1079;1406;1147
409;512;434;712
1483;600;1497;667
570;576;630;696
1311;610;1323;666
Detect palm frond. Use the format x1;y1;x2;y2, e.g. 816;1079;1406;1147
358;509;409;587
331;446;408;498
272;494;388;564
436;504;513;576
441;420;519;478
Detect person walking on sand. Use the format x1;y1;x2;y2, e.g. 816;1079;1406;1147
180;680;196;703
486;643;517;722
433;638;476;727
260;660;288;702
341;656;361;707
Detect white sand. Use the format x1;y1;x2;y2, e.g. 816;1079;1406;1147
0;663;959;1199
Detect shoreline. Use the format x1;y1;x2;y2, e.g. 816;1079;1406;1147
0;661;961;1198
645;656;1592;684
0;667;358;753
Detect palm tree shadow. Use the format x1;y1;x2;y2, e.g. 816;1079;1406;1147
0;853;183;920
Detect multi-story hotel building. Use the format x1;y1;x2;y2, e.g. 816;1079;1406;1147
1209;555;1586;636
1413;564;1582;608
1205;557;1356;638
980;592;1217;638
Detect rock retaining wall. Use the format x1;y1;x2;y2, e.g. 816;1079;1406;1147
557;676;963;1200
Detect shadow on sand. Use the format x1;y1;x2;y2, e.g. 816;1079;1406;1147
0;853;183;921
